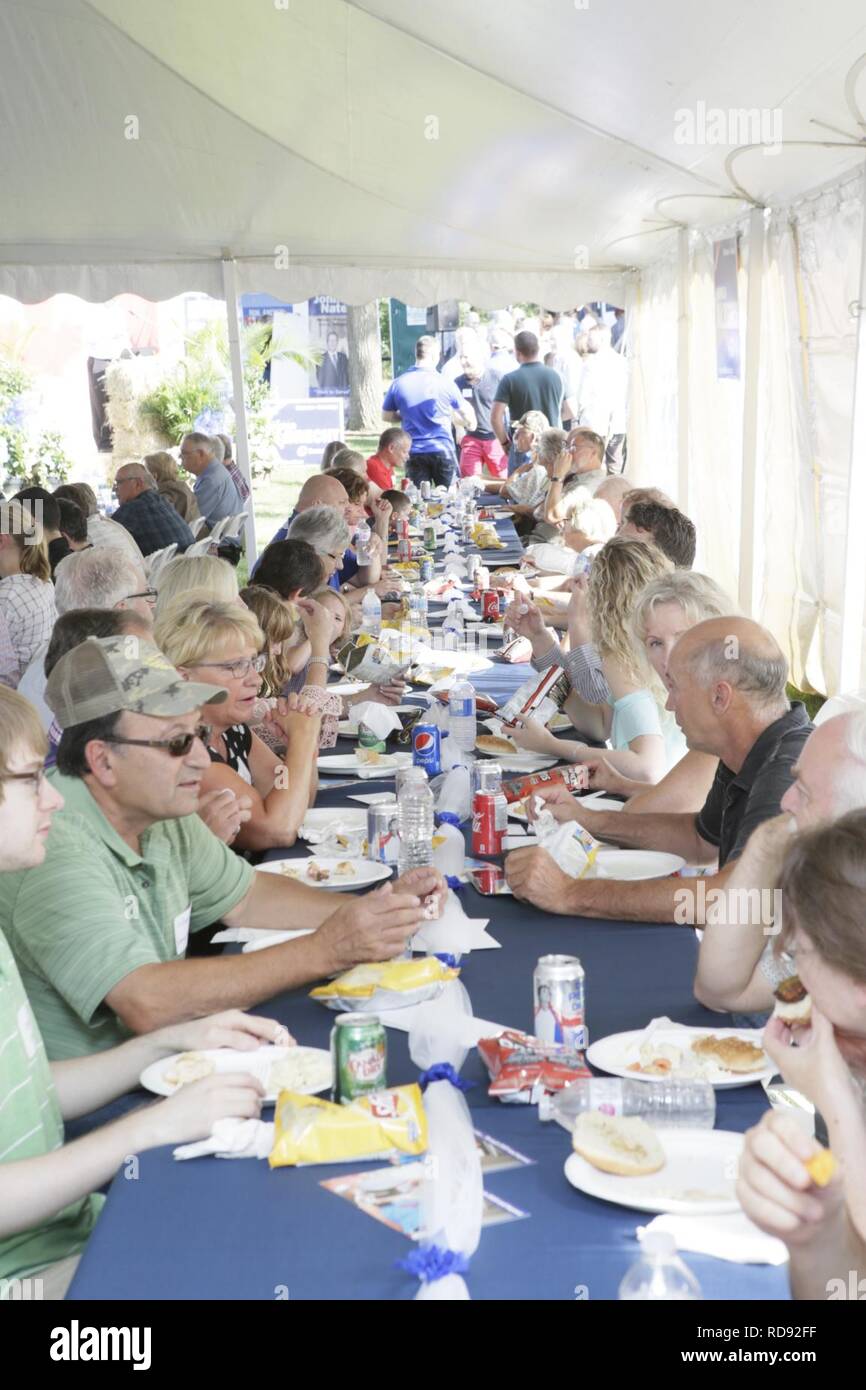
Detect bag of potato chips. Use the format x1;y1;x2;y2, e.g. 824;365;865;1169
310;956;459;1012
269;1085;428;1167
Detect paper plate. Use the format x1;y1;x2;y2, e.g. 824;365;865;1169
140;1045;332;1105
256;856;392;890
590;849;685;880
488;753;558;774
564;1130;743;1215
586;1025;773;1089
317;751;412;774
298;808;369;841
336;707;420;736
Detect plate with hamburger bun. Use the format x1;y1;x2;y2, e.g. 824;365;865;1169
587;1021;774;1089
565;1114;743;1215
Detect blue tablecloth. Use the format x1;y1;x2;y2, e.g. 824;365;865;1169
68;509;787;1302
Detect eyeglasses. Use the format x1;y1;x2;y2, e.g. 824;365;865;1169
102;724;212;758
124;589;158;605
1;768;48;793
191;654;267;679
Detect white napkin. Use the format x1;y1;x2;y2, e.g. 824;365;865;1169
524;543;581;576
639;1213;789;1267
411;889;499;955
350;701;404;741
174;1118;275;1161
435;765;472;822
349;791;402;805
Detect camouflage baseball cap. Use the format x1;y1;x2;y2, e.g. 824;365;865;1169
45;635;228;728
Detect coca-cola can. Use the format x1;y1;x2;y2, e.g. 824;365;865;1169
471;789;507;856
482;589;501;621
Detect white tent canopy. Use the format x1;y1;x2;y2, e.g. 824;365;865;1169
2;0;866;692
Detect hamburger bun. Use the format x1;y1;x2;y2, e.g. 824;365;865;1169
572;1112;665;1177
691;1034;767;1073
476;733;517;756
772;975;812;1026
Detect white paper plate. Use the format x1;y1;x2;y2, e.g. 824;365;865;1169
317;751;412;774
256;856;392;890
298;808;368;841
327;680;370;696
140;1045;332;1105
506;799;529;821
564;1130;743;1215
590;849;685;880
465;621;506;637
489;753;559;774
586;1026;773;1089
580;792;625;812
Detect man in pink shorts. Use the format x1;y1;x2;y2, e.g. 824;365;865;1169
455;348;507;480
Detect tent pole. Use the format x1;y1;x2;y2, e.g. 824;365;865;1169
738;209;765;617
221;256;258;563
839;161;866;692
677;229;690;513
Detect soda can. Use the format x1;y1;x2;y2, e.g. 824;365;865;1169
331;1013;387;1104
533;955;587;1051
367;802;399;863
471;760;502;798
471;789;507;855
419;554;434;582
423;523;437;553
412;723;442;776
482;589;501;621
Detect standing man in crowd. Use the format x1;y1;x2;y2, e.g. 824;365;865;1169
491;331;563;467
382;335;475;489
455;345;507;480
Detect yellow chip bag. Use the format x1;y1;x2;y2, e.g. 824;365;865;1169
310;956;459;1003
269;1085;428;1167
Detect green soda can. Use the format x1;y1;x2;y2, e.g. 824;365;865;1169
357;720;386;754
331;1013;387;1103
423;523;437;553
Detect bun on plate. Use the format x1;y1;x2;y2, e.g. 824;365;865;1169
572;1111;665;1177
772;975;812;1026
476;734;517;756
691;1035;767;1073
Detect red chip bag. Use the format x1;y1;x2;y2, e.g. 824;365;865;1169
477;1029;590;1104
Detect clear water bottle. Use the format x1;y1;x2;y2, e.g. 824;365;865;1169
410;584;428;628
354;520;372;564
619;1231;703;1301
540;1076;716;1130
441;601;465;644
397;767;435;874
448;680;477;757
360;589;382;633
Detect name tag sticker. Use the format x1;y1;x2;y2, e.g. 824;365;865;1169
17;1003;39;1060
463;388;473;398
174;906;192;955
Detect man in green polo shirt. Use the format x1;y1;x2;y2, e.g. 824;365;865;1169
0;685;280;1298
0;636;439;1060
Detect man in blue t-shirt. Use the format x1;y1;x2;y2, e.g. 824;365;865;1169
382;336;476;489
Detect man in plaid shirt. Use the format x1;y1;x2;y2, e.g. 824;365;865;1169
111;465;194;557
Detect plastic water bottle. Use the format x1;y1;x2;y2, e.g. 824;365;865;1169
360;589;382;634
354;520;372;564
441;601;464;645
619;1231;703;1301
540;1077;716;1130
397;767;435;874
409;584;428;628
448;680;477;758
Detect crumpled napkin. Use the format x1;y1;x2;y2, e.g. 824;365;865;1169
174;1117;275;1161
435;765;472;822
411;888;500;955
350;701;404;741
639;1213;789;1266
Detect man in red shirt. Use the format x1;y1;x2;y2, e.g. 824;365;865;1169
367;427;410;492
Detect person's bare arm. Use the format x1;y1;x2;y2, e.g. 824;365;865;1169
528;785;718;862
453;401;476;432
490;401;509;447
382;409;401;423
622;749;718;813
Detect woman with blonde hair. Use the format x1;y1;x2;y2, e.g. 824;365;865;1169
144;451;199;523
242;585;344;751
510;538;674;783
155;554;238;616
0;499;57;688
154;597;321;850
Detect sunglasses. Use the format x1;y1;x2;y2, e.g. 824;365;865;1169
102;723;212;758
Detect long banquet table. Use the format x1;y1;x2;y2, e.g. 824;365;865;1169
69;512;788;1302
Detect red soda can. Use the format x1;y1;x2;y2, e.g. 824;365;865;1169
472;790;507;855
482;589;501;622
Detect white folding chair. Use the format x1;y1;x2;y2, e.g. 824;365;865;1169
207;516;232;545
189;516;208;538
183;537;216;558
144;544;177;581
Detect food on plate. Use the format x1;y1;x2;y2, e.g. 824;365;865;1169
269;1085;427;1167
278;863;301;878
477;1029;590;1103
627;1042;682;1076
572;1112;666;1177
413;668;455;685
268;1050;332;1095
805;1146;838;1188
476;733;517;756
690;1034;766;1073
356;747;383;766
306;862;331;882
163;1052;215;1088
333;861;356;878
772;975;812;1026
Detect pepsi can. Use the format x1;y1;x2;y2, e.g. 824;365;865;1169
412;723;442;776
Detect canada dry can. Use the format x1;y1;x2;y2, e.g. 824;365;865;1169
423;523;437;553
471;789;507;855
533;954;587;1051
331;1013;387;1103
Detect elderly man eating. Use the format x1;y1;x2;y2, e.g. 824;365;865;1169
0;637;443;1059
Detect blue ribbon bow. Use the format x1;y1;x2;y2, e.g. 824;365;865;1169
433;952;459;969
445;874;464;891
436;811;463;827
418;1062;474;1093
396;1245;469;1283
